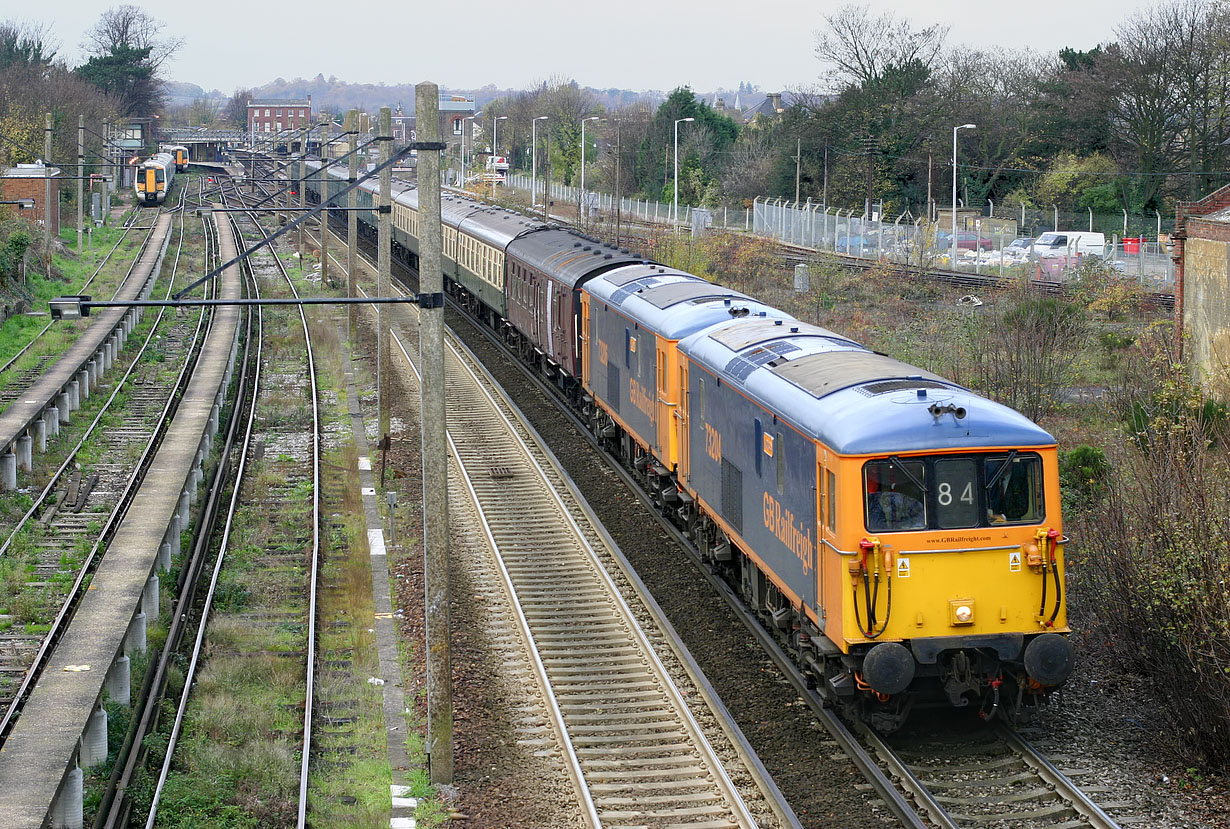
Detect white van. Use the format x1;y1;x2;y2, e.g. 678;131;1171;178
1031;231;1105;258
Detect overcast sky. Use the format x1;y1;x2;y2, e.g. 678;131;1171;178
27;0;1146;95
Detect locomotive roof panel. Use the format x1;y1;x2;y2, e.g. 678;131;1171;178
600;262;673;286
587;269;788;339
708;317;859;351
505;228;644;287
772;350;947;398
639;281;753;310
682;318;1054;453
804;383;1056;453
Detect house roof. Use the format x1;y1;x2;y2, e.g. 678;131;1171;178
248;98;311;107
3;162;60;178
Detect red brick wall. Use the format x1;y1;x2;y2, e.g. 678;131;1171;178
247;103;312;135
1186;218;1230;242
0;176;59;236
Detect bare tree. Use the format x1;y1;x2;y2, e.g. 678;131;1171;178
83;5;183;70
814;3;948;91
590;104;651;198
222;88;251;127
1097;23;1183;208
720;127;782;203
1147;0;1230;198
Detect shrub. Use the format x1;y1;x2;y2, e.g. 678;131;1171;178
1074;335;1230;768
1059;444;1109;512
961;280;1089;421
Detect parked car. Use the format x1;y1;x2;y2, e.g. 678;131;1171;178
835;235;869;253
997;238;1031;263
952;232;994;251
1032;231;1106;258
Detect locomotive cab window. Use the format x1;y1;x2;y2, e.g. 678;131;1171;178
865;460;926;532
986;454;1043;524
934;458;978;528
862;452;1045;532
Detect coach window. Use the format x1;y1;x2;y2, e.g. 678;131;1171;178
698;379;706;420
775;431;785;494
825;469;836;531
754;419;763;476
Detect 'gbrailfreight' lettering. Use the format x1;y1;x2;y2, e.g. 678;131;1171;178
763;493;815;575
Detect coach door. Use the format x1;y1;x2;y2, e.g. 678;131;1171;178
655;343;673;464
580;296;591;386
677;363;690;485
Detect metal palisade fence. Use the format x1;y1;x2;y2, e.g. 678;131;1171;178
751;198;1174;286
504;173;752;231
498;174;1174;286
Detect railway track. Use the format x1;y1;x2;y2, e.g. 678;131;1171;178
0;173;248;825
0;208;163;404
771;242;1176;310
135;177;322;828
0;206;159;386
857;719;1125;828
441;336;762;826
0;202;204;733
305;203;794;823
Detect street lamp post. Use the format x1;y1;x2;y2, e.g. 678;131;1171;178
462;111;481;188
492;115;508;161
951;123;975;267
492;115;508;191
532;116;548;209
673;117;695;233
579;116;599;226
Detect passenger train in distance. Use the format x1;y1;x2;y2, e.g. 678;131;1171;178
303;156;1074;733
161;145;190;172
135;152;175;205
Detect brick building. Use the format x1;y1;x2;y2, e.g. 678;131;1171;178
247;97;312;137
1173;183;1230;392
1;163;61;236
387;97;476;153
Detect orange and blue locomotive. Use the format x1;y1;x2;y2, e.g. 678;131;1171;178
580;264;1071;729
302;157;1073;729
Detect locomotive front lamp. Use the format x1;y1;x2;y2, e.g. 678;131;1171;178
950;599;975;625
